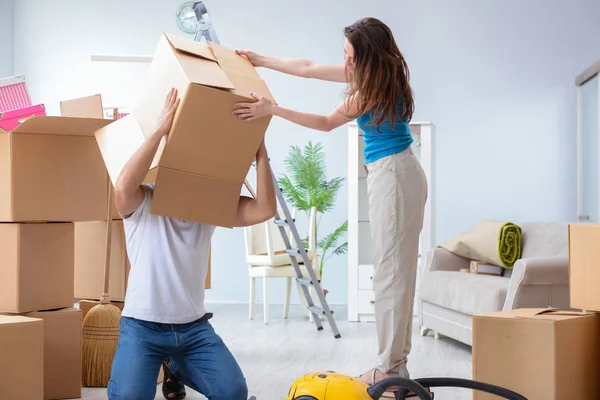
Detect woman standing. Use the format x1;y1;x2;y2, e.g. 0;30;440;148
234;17;428;398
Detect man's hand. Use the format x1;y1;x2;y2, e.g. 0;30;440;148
155;88;181;137
114;88;180;217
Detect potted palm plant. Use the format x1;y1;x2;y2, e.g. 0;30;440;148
278;141;348;298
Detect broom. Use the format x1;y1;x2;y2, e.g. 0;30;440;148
81;179;122;387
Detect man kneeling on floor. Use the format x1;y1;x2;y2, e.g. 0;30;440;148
107;88;277;400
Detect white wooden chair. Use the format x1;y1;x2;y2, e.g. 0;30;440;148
244;206;319;324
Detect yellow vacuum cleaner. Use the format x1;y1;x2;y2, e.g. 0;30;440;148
283;372;432;400
283;372;529;400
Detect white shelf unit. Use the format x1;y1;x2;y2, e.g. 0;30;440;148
576;61;600;223
347;121;436;322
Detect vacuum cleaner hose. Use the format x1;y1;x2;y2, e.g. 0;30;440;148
366;377;432;400
396;377;528;400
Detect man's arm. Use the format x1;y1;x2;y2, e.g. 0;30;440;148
113;88;180;217
233;140;277;227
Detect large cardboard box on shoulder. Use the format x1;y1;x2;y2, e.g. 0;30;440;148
95;33;276;228
0;315;44;399
0;116;115;222
21;308;82;400
0;222;74;313
472;308;600;400
568;223;600;311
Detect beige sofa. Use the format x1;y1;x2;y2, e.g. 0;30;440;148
418;222;570;346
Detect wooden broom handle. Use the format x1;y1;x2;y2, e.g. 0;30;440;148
101;110;119;300
103;179;114;297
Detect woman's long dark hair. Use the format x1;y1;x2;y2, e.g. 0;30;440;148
344;17;415;129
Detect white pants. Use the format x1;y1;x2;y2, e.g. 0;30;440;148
365;147;428;373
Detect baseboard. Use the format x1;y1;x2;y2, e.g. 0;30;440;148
74;299;349;307
204;300;348;306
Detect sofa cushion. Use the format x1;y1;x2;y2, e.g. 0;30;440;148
420;271;511;316
519;222;568;258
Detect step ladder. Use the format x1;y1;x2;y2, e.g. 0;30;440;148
245;166;342;339
269;169;341;338
191;1;341;339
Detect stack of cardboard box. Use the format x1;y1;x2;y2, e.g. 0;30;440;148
59;93;132;316
0;110;113;399
471;224;600;399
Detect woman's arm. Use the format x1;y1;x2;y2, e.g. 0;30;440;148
271;102;351;132
233;93;359;132
236;50;347;83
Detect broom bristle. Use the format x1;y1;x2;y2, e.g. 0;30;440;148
82;301;122;387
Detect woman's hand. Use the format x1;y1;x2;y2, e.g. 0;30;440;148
233;93;275;122
236;50;263;67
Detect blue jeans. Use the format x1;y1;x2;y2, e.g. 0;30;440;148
107;316;248;400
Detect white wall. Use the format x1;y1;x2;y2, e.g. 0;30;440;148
12;0;600;306
0;0;14;78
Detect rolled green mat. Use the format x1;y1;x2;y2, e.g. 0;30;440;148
497;222;522;269
439;219;523;269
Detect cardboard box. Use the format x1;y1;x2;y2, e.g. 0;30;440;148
60;91;129;123
95;33;276;227
0;222;74;313
568;224;600;311
0;103;47;131
74;220;130;301
0;73;33;111
0;315;44;399
22;308;82;400
0;115;115;222
473;308;600;400
60;93;123;220
60;93;104;119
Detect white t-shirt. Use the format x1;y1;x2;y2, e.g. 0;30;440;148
120;184;215;324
